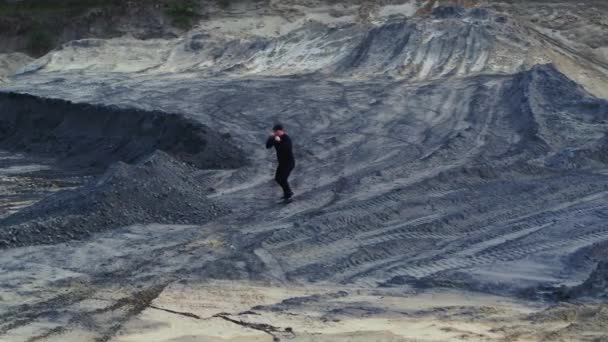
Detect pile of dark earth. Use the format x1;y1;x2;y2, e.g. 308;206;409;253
0;92;248;248
0;150;228;248
0;92;245;171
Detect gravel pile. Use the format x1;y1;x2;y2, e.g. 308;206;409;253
0;151;227;248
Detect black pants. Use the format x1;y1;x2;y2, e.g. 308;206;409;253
275;163;294;197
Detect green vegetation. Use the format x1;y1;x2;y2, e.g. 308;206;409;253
165;0;201;30
0;0;202;30
25;28;54;56
0;0;119;15
0;0;209;30
0;0;212;56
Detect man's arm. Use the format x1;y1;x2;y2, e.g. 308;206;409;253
282;135;292;151
266;136;275;149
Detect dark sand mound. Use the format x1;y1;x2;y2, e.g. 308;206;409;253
0;151;227;248
0;92;245;170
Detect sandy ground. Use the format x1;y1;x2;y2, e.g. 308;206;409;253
26;281;598;342
0;53;32;83
112;283;524;342
2;263;603;342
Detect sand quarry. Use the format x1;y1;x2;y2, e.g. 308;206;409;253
0;1;607;341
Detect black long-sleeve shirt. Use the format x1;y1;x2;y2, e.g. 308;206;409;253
266;134;295;166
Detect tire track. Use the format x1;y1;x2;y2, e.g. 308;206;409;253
267;180;608;284
373;229;608;281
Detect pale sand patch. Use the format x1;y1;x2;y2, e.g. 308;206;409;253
0;52;33;79
549;48;608;99
108;281;537;342
113;312;270;342
378;2;419;18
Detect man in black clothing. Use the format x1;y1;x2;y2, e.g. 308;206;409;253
266;124;295;200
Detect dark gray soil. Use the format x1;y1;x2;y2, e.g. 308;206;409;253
2;64;607;290
0;92;246;171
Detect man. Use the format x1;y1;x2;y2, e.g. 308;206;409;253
266;124;295;201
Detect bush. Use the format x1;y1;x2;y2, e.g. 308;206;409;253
166;0;200;29
26;29;54;56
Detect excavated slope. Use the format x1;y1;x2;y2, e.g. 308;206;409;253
0;3;607;340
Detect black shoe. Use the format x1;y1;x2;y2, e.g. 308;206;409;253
283;191;294;200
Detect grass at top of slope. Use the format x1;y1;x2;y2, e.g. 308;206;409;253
0;0;203;56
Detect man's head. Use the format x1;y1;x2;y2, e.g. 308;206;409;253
272;124;285;135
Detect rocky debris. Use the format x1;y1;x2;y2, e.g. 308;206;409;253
0;151;228;248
